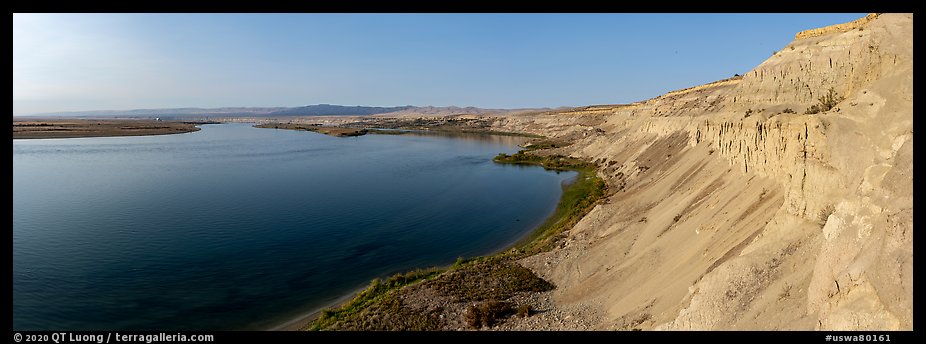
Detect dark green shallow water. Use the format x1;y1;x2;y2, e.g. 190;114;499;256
12;123;575;330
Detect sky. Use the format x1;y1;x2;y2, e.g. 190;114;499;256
13;13;867;115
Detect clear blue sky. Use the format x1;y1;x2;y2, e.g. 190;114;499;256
13;13;866;115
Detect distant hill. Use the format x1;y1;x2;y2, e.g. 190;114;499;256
377;106;552;117
266;104;415;116
378;106;505;117
18;104;548;119
22;107;285;118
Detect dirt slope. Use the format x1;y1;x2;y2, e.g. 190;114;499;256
491;13;912;330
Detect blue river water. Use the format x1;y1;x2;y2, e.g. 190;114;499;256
12;123;575;330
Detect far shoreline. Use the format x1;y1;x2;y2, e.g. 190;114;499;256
252;118;544;139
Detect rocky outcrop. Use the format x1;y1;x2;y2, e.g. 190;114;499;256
489;13;911;330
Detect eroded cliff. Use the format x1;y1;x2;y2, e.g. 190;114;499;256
492;13;912;330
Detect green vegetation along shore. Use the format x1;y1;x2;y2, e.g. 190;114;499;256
493;151;606;255
307;143;606;330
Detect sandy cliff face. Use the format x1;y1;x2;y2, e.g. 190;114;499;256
494;13;912;330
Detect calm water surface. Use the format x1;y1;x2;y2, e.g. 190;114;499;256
12;123;575;330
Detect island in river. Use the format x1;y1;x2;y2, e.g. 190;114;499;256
12;119;211;139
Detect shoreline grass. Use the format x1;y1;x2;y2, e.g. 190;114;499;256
307;145;606;330
493;151;605;257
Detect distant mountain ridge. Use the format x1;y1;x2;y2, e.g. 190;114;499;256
22;107;284;118
267;104;415;116
379;106;509;117
19;104;538;118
